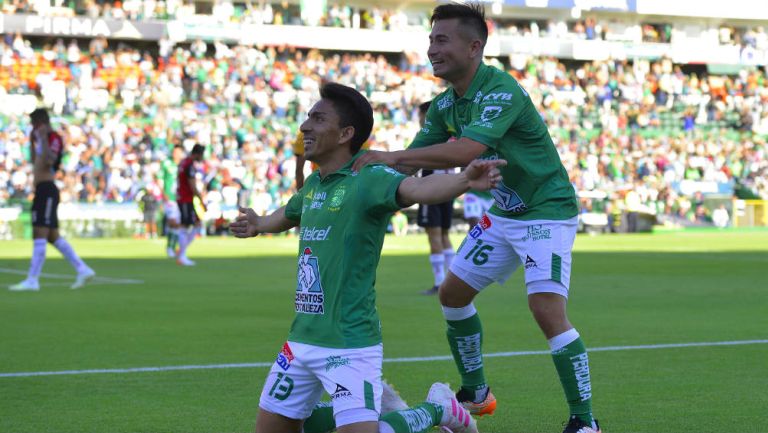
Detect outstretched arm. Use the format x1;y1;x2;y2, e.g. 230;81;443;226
396;159;505;208
353;137;488;172
230;206;298;238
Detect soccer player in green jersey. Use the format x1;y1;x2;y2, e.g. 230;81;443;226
353;3;601;433
231;83;505;433
160;145;184;258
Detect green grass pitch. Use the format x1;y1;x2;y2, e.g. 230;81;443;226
1;231;766;432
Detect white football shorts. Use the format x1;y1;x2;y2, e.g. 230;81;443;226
258;341;383;427
450;213;578;297
164;201;180;223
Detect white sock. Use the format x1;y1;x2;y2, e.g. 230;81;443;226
178;228;194;258
28;238;47;280
429;253;445;286
177;229;189;258
443;247;455;272
441;303;477;321
53;237;86;271
548;328;580;351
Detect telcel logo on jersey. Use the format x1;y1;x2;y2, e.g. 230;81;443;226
469;214;492;239
300;226;332;241
276;342;295;371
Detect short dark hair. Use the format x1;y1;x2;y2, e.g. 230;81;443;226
30;108;50;125
431;2;488;46
418;101;431;115
319;82;373;153
191;144;205;155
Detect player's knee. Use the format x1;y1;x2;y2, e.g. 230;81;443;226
438;276;477;307
527;291;569;327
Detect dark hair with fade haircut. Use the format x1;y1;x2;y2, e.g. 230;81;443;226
320;82;373;153
430;2;488;46
29;108;50;125
191;144;205;155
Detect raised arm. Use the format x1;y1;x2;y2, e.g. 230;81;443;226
396;159;505;208
353;137;487;172
230;206;299;238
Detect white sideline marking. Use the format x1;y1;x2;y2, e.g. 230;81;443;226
1;339;766;379
0;267;143;285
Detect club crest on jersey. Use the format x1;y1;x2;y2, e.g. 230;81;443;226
469;214;492;239
296;247;324;314
480;106;503;122
276;342;295;371
328;186;345;211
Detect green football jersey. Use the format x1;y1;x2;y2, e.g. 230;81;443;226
284;152;406;349
160;158;178;201
410;63;577;221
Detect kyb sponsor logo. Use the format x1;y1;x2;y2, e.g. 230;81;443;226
456;333;483;373
482;92;512;102
300;226;332;241
523;224;551;242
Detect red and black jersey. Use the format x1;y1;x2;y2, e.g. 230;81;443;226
32;130;65;172
176;157;197;203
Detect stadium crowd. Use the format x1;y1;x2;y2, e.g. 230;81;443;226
0;31;766;227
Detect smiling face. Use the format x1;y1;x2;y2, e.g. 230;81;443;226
428;18;482;85
299;99;353;164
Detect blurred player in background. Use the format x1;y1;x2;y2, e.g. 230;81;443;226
462;189;494;230
10;108;95;291
415;101;455;296
176;144;206;266
230;83;504;433
161;145;184;258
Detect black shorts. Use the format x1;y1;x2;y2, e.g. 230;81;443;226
31;181;60;228
178;201;199;226
417;200;454;229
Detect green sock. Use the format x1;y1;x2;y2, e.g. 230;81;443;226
446;313;486;393
379;403;443;433
302;401;335;433
551;336;594;424
167;231;178;250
